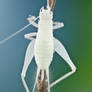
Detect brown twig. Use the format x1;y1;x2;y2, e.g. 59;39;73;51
48;0;56;11
37;70;48;92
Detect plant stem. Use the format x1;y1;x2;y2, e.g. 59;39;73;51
37;70;48;92
48;0;56;11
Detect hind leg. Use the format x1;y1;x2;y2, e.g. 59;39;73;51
50;38;76;88
21;39;35;92
32;68;40;92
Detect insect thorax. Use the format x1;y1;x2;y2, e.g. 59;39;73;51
39;7;53;21
38;7;53;34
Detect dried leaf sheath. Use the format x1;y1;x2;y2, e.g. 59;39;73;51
37;70;48;92
48;0;56;11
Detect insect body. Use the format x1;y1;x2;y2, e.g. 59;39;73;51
35;9;54;69
34;9;54;92
20;6;76;92
0;0;76;92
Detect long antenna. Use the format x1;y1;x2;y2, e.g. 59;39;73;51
0;16;39;45
47;0;49;7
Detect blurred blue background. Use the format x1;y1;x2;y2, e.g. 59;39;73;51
0;0;92;92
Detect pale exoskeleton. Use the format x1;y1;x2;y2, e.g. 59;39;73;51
0;0;76;92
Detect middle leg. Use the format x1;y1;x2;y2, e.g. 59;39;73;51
53;22;64;30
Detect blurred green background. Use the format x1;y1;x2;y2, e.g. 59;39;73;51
0;0;92;92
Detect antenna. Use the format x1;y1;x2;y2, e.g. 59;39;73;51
0;16;39;45
47;0;49;7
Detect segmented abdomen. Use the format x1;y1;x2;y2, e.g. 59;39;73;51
34;36;54;69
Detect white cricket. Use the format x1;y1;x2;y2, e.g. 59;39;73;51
0;0;76;92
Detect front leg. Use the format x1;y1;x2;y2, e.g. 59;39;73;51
53;22;64;30
50;38;76;88
27;15;38;28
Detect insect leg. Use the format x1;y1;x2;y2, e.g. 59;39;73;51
53;22;64;30
24;32;37;40
21;39;35;92
50;38;76;88
32;68;40;92
27;15;38;28
47;68;50;92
